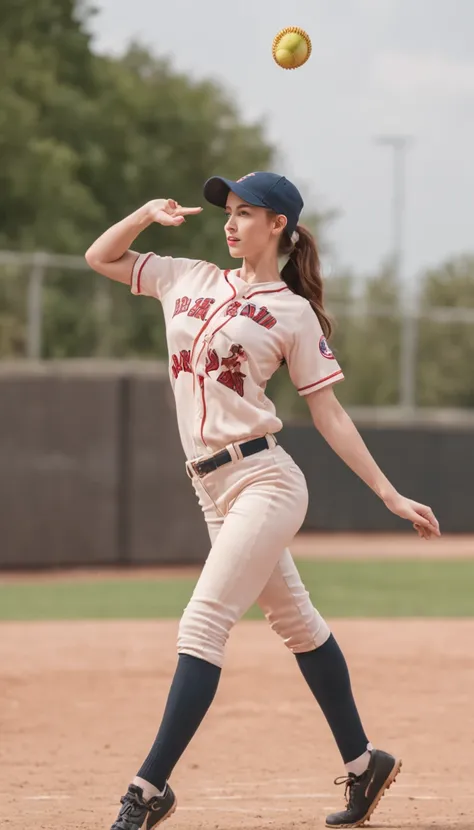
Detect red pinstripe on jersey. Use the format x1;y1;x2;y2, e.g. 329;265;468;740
298;369;344;393
243;286;290;300
190;271;236;369
199;375;207;445
190;271;237;447
135;253;154;294
205;313;234;341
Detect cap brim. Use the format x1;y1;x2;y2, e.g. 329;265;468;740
203;176;267;209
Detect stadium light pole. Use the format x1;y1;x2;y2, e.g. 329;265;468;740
375;135;416;412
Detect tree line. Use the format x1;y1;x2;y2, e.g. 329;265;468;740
1;0;473;410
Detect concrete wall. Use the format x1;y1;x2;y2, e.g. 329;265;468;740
0;364;472;568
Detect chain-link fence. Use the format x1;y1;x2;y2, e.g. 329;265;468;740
1;250;474;412
0;250;168;362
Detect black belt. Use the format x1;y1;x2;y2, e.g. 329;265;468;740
187;435;276;479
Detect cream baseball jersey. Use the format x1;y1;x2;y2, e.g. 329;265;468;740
131;253;344;460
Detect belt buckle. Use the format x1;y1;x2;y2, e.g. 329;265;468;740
185;455;210;479
197;456;220;477
186;449;229;479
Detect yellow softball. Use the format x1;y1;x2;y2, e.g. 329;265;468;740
272;27;312;70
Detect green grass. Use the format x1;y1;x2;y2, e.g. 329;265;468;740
0;559;473;621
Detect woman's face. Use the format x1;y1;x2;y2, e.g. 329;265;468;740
224;191;286;259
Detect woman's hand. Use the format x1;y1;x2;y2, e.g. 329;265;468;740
383;492;441;539
145;199;203;227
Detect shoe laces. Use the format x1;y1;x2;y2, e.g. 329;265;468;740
120;787;165;813
117;789;148;822
334;774;358;808
120;790;145;807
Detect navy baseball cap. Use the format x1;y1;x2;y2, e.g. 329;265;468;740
203;171;304;236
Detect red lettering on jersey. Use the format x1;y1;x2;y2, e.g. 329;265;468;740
239;302;278;328
205;347;220;375
259;314;277;329
173;296;191;317
205;343;247;397
188;297;215;320
240;303;256;319
253;306;269;324
170;349;192;379
171;354;181;379
218;370;245;397
216;344;247;397
226;301;242;317
181;350;191;373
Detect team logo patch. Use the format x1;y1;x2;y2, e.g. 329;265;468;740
237;172;256;182
319;335;334;360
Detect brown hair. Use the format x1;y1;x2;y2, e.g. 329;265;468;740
278;225;332;339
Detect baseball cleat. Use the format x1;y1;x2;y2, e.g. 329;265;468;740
110;783;177;830
325;749;401;828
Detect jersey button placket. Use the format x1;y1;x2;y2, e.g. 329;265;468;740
194;320;224;450
189;278;238;452
193;332;209;451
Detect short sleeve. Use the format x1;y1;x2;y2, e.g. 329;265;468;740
285;304;344;396
130;253;200;300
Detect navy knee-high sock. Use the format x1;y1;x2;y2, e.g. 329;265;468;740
296;634;369;764
137;654;221;790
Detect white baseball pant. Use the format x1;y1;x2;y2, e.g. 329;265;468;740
177;441;331;667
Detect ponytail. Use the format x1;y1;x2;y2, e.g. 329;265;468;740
279;225;332;339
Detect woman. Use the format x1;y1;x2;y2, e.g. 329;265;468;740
85;171;440;830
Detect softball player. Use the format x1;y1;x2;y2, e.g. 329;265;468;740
86;171;440;829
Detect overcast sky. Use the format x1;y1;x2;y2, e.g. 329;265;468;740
90;0;474;279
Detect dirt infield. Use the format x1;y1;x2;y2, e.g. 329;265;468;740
1;619;473;830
